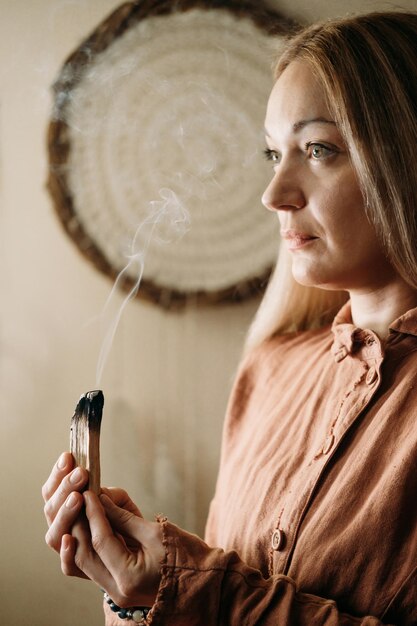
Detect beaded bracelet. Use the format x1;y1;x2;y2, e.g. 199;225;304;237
103;591;150;624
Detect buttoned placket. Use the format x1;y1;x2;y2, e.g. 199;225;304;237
269;331;384;575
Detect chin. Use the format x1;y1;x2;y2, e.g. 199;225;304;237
291;269;343;291
291;269;322;288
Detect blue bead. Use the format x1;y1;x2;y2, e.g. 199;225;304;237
118;609;128;619
110;602;119;612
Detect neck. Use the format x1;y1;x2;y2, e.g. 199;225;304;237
349;280;417;339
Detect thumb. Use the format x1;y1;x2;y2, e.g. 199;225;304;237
99;493;143;539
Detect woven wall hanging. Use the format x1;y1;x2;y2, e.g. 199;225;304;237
47;0;296;309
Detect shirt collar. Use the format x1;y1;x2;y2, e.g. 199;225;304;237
331;302;357;358
330;301;417;363
389;306;417;337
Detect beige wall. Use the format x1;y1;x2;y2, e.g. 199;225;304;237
1;1;416;624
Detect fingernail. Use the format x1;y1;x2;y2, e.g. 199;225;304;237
66;492;79;508
57;453;67;470
70;468;83;484
83;491;93;507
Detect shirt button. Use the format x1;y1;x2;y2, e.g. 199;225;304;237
365;366;378;385
271;529;285;551
322;433;335;455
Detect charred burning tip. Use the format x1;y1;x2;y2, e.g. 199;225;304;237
70;390;104;495
73;389;104;430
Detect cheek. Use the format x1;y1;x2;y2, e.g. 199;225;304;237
323;185;367;246
331;211;383;264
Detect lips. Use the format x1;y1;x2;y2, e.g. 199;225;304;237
280;229;318;250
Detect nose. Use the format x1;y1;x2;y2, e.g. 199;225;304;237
262;165;306;213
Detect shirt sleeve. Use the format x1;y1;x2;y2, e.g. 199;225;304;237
142;518;392;626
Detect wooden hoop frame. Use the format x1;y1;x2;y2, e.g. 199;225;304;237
47;0;296;309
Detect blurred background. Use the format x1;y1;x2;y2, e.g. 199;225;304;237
1;0;416;624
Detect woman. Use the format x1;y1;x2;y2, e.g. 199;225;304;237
43;11;417;624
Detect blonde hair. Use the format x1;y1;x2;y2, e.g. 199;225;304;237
246;11;417;351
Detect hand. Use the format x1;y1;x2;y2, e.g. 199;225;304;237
42;453;143;561
42;453;164;607
42;452;89;578
63;491;164;608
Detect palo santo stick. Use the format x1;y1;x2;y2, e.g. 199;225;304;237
70;390;104;494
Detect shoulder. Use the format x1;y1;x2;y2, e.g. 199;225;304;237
226;325;333;422
245;324;333;374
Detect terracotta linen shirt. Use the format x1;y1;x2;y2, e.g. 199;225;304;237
105;303;417;625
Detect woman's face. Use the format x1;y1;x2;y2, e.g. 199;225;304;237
262;60;395;292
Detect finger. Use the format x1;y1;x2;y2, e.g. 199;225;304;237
86;493;163;607
100;494;145;538
101;488;143;517
60;533;89;579
100;494;143;551
100;495;164;572
44;466;89;526
84;492;137;575
45;491;84;552
42;452;74;502
71;510;117;595
97;494;165;605
85;492;151;607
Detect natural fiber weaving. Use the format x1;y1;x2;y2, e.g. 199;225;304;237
47;0;295;308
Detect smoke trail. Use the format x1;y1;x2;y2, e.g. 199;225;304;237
95;187;190;386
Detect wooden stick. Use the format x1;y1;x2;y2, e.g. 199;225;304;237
70;390;104;494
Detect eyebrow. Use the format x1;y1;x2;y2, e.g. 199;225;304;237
293;117;336;132
264;117;336;137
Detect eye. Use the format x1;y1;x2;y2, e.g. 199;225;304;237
305;142;335;160
263;147;281;166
